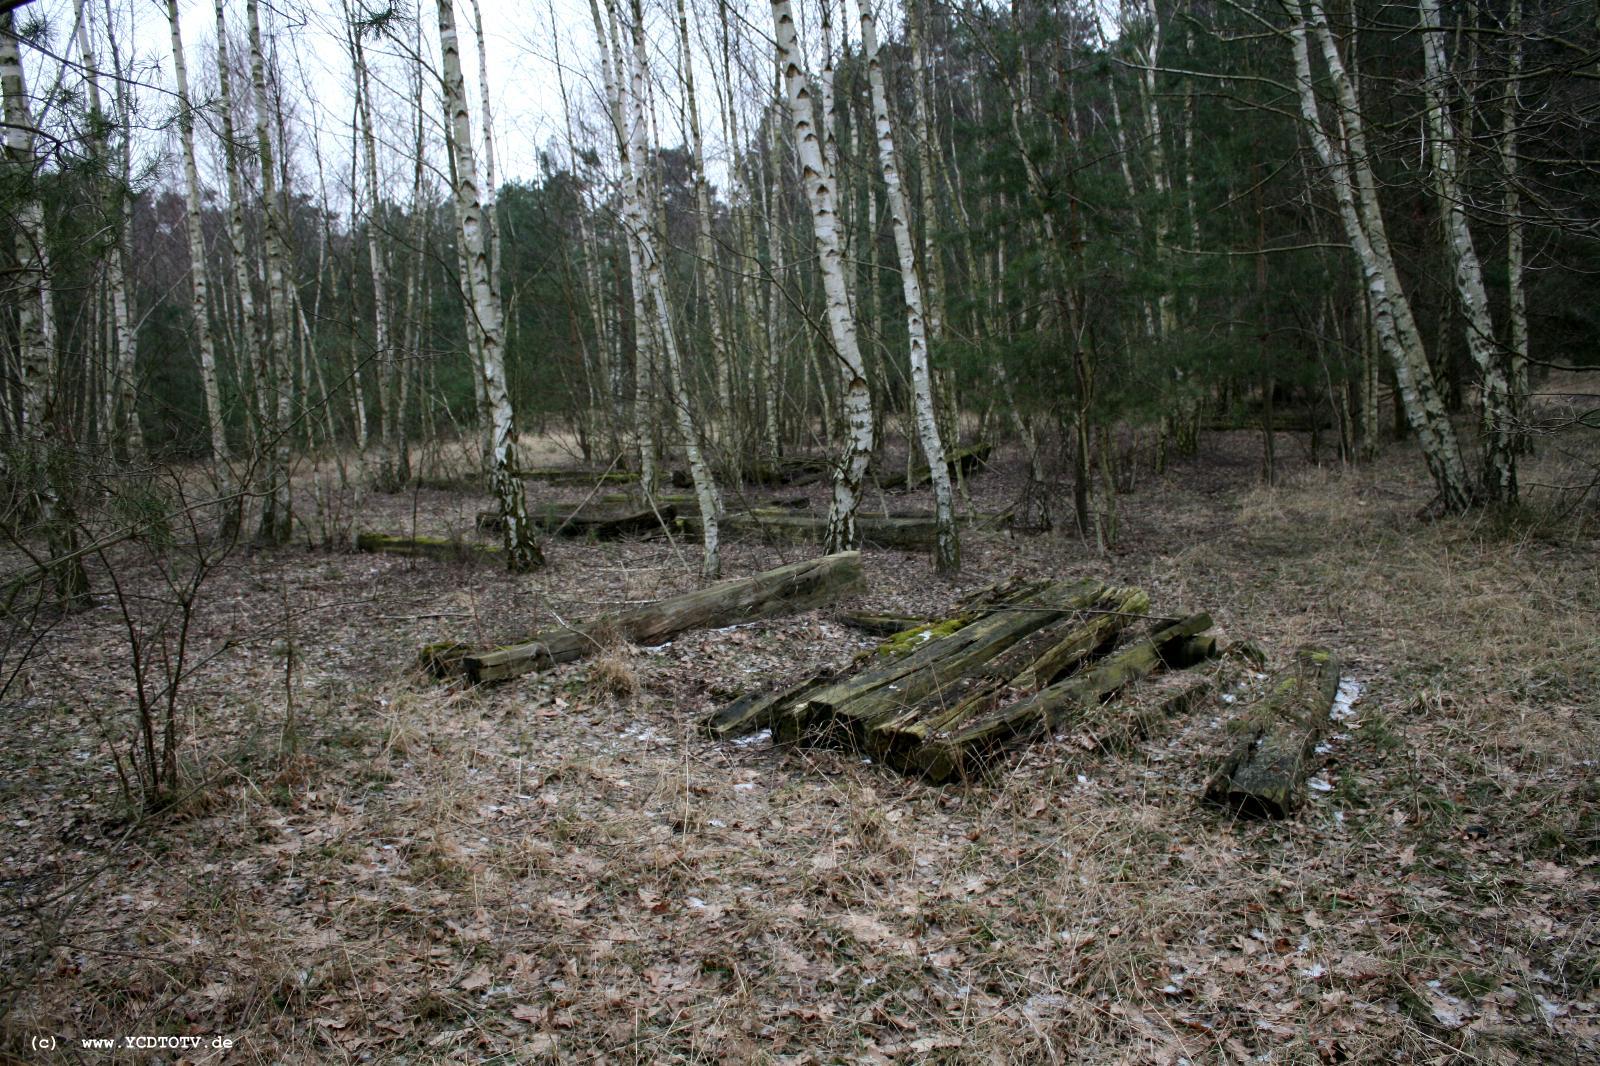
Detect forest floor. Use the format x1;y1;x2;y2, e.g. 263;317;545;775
2;383;1599;1064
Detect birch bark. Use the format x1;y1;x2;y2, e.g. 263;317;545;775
166;0;227;472
1292;0;1473;511
1420;0;1515;502
771;0;873;552
246;0;294;543
436;0;542;569
862;11;957;574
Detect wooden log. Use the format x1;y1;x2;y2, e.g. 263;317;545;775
704;670;838;740
878;442;992;492
909;612;1214;782
1203;647;1341;819
1066;672;1213;759
357;532;501;562
449;551;865;684
872;587;1151;758
773;579;1105;745
477;505;673;539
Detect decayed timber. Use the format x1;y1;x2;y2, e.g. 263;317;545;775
879;442;992;492
704;671;837;740
357;532;501;562
476;505;672;539
1067;670;1214;759
680;510;1001;550
873;587;1152;760
1204;646;1341;819
772;579;1106;744
672;457;829;489
446;551;864;683
909;611;1215;782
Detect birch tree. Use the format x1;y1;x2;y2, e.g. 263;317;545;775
862;8;957;574
435;0;542;570
3;12;90;605
1289;0;1473;512
246;0;294;543
1420;0;1516;503
166;0;228;477
772;0;873;552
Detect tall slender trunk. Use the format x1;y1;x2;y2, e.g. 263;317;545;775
1291;0;1473;512
675;0;734;435
346;5;395;482
862;11;957;574
214;0;263;505
166;0;227;473
615;0;721;577
1501;0;1530;454
436;0;541;570
907;0;947;345
3;14;89;605
246;0;294;543
772;0;873;552
1420;0;1515;503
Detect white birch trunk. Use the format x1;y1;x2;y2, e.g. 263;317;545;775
907;0;947;345
772;0;873;552
1501;0;1529;452
1294;0;1473;512
616;0;721;577
674;0;734;431
214;0;263;480
347;8;394;479
862;11;957;574
166;0;227;471
436;0;541;569
246;0;294;543
4;13;89;604
1420;0;1515;502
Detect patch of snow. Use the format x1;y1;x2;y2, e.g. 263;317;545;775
732;728;772;748
1330;677;1363;722
1308;776;1334;793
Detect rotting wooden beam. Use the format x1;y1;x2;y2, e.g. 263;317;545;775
436;551;865;684
1203;646;1341;819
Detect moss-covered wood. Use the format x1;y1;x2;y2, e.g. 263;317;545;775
1203;646;1341;819
836;612;934;637
873;587;1152;759
772;579;1105;745
356;532;501;562
441;551;865;684
908;612;1215;783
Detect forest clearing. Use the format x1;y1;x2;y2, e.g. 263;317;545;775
2;414;1597;1062
4;0;1599;1059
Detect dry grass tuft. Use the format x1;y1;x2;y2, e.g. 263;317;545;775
587;646;641;700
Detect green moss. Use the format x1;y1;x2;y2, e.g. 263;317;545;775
874;616;970;657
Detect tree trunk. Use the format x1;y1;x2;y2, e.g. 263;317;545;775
246;0;294;544
862;12;958;575
1420;0;1516;503
771;0;874;552
436;0;542;570
440;551;865;683
166;0;227;475
1290;2;1472;512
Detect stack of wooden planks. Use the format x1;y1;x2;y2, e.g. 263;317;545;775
704;577;1219;782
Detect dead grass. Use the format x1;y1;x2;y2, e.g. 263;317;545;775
0;415;1596;1063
